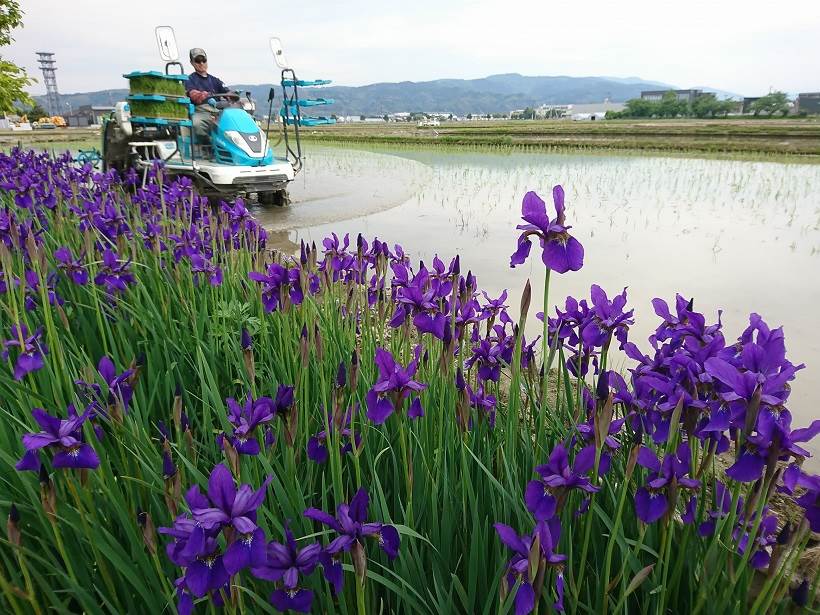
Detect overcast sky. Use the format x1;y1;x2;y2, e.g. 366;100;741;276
5;0;820;97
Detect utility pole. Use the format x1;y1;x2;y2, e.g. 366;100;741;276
36;52;61;116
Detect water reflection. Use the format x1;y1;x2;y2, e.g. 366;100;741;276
282;147;820;466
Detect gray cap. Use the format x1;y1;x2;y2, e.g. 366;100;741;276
189;48;207;62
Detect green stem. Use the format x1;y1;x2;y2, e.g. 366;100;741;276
656;519;675;615
356;574;367;615
49;517;78;585
0;567;24;615
601;473;631;614
539;269;551;409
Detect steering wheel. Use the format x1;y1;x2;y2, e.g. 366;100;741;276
210;92;241;101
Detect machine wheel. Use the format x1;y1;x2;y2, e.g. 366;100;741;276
102;121;129;173
258;189;290;208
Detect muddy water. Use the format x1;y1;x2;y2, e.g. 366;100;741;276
261;146;820;465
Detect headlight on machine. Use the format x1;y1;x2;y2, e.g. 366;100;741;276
223;130;266;158
224;130;249;153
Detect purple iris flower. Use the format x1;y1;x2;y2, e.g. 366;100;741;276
190;253;223;286
705;355;798;409
75;355;134;414
16;405;100;471
2;324;47;380
183;535;232;598
21;269;64;311
465;337;505;383
138;220;166;251
467;383;498;427
794;474;820;532
186;464;272;574
480;289;509;322
365;347;427;423
510;187;584;274
251;525;321;613
321;232;351;278
222;198;254;230
307;407;362;464
93;248;135;295
581;284;634;349
525;444;599;521
223;393;276;455
391;267;448;340
168;227;202;262
303;487;400;561
249;262;303;312
727;417;820;483
543;295;592;350
651;294;723;345
634;443;699;524
162;450;177;479
698;480;741;537
573;415;625;477
734;510;779;569
54;246;89;285
494;519;566;615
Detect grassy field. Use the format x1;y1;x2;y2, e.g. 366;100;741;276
297;118;820;161
0;128;99;148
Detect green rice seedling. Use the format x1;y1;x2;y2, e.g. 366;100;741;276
128;99;190;120
127;75;186;97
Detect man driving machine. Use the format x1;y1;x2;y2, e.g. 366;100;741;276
185;48;239;141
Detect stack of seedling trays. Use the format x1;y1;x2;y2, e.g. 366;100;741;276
281;78;336;126
123;71;193;127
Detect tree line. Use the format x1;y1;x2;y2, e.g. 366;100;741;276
607;91;791;119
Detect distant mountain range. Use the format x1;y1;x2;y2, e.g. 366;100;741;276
37;73;738;117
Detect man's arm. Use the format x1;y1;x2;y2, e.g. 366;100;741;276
188;89;211;105
214;76;230;94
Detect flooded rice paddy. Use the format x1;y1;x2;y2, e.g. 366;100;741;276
257;146;820;463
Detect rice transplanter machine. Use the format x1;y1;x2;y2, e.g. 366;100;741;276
101;27;335;205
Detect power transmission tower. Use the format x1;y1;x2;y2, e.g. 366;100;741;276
36;52;61;116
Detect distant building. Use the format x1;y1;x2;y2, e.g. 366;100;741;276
566;102;625;115
535;104;570;119
66;105;114;127
641;89;703;103
571;112;607;121
796;93;820;115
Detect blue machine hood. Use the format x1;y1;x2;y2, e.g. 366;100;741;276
216;108;261;133
211;109;274;166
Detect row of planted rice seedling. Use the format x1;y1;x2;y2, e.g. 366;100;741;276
0;148;817;614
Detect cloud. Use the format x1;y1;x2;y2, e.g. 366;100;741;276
5;0;820;96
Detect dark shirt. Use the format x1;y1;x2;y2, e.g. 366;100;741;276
185;71;229;95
